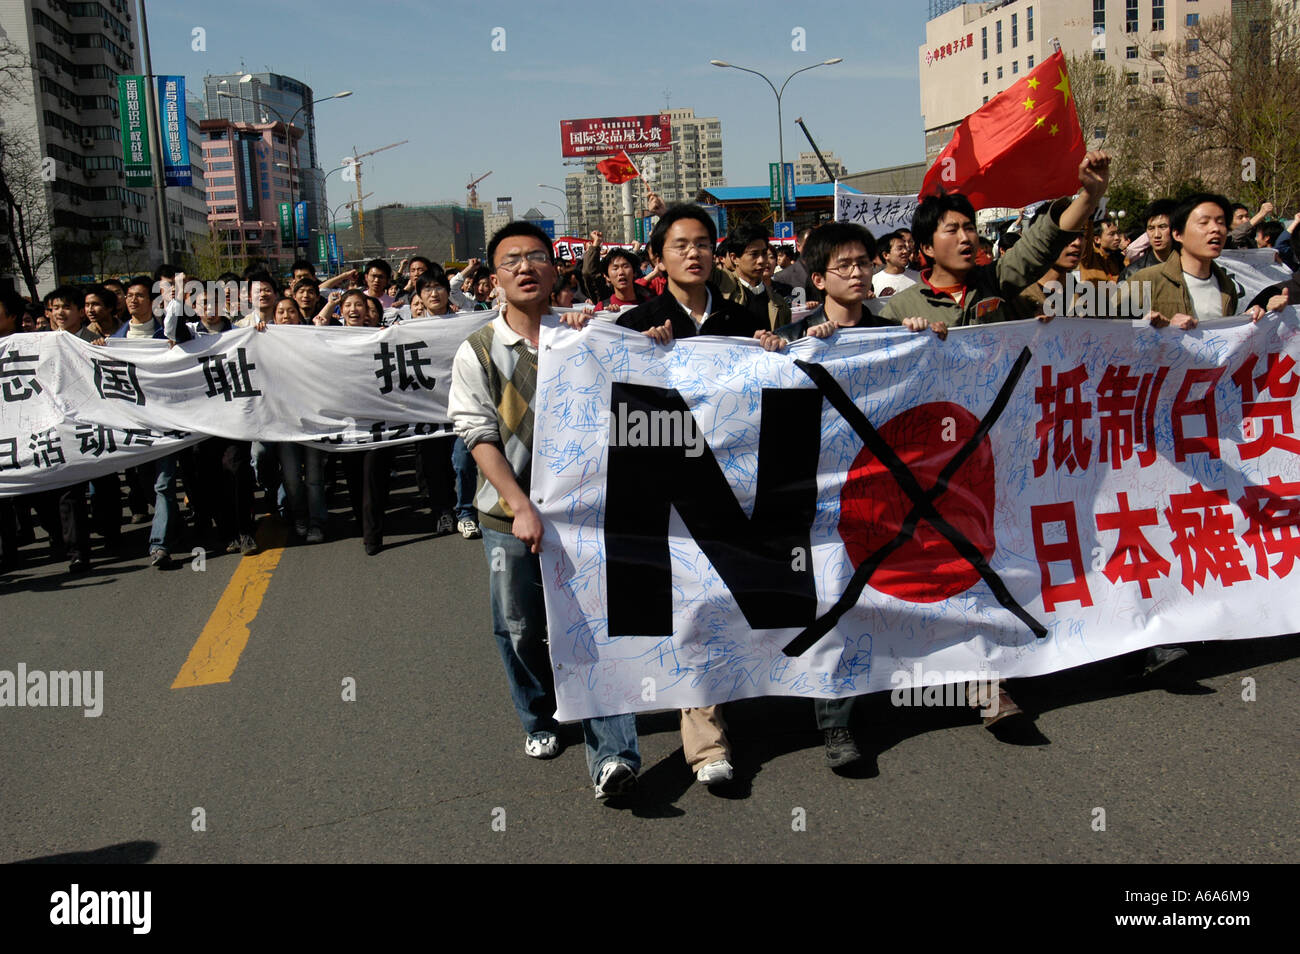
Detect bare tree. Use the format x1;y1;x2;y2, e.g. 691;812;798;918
0;36;53;300
1147;3;1300;208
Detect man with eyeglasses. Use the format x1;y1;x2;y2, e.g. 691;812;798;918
450;221;642;802
613;204;782;788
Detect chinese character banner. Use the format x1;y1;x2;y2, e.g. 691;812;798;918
116;75;152;185
156;75;191;187
0;314;493;496
533;314;1300;720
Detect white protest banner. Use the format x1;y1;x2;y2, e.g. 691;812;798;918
834;183;919;231
0;311;492;496
534;313;1300;721
1217;249;1292;307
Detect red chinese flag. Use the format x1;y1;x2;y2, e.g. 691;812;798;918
597;150;639;185
920;49;1085;210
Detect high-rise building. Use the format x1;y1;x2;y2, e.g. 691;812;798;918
564;108;725;238
167;109;208;264
1;0;156;287
919;0;1231;161
792;150;848;184
203;72;329;260
334;203;485;264
200;117;303;267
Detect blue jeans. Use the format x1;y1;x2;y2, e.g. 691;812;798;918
452;437;477;522
149;454;180;554
481;526;639;783
278;443;327;530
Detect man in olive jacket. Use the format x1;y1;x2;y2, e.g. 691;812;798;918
882;151;1114;327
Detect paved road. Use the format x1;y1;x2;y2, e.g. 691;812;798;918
2;461;1297;863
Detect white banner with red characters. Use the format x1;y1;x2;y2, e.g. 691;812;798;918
533;313;1300;721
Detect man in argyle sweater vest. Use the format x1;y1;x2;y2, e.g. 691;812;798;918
450;222;641;800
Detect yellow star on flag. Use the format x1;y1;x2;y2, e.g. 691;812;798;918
1034;115;1046;128
1027;77;1040;90
1054;68;1071;104
1049;123;1059;136
1022;97;1036;111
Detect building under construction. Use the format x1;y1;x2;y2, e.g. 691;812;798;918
333;203;486;266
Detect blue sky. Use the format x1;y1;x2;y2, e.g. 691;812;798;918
149;0;927;221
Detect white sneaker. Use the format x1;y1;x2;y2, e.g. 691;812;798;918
594;760;637;799
457;517;481;539
696;759;734;785
435;510;456;535
524;731;558;759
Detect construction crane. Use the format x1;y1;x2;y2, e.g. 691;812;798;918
347;140;408;256
466;171;492;209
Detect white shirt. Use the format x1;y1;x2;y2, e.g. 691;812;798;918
1184;271;1223;319
872;269;920;297
673;287;713;332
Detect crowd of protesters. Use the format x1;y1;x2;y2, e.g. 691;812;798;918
3;148;1297;800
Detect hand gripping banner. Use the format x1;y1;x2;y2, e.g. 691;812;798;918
533;313;1300;720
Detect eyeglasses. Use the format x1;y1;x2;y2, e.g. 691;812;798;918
496;251;552;272
824;260;873;277
665;241;714;256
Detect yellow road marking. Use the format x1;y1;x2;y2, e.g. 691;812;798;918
171;521;289;689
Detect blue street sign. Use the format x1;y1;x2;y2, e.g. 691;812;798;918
775;221;794;239
538;218;556;239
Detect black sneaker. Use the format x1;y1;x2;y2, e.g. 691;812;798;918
150;548;171;569
68;555;90;573
238;534;258;556
823;727;862;769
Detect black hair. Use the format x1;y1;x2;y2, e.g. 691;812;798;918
409;255;434;271
244;269;279;296
364;258;392;279
802;222;879;277
1257;220;1284;246
217;271;241;284
125;275;154;295
726;222;770;258
101;278;126;291
486;221;556;267
415;273;451;293
1231;202;1249;216
878;230;909;255
291;258;316;275
1142;198;1178;227
1000;231;1022;251
1170;192;1232;236
83;283;117;311
44;285;85;309
291;276;320;293
153;263;177;282
0;288;25;322
340;288;369;308
648;204;718;258
911;192;977;251
601;247;641;275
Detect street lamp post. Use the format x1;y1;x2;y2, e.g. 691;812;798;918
538;182;570;237
709;58;842;220
537;199;567;236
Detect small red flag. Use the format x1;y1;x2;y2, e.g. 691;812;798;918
920;49;1086;210
597;150;639;185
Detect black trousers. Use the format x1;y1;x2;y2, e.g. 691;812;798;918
33;482;89;560
343;448;393;547
414;439;455;511
192;438;255;541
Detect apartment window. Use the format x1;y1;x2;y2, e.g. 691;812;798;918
1127;46;1138;58
1012;13;1018;48
1027;54;1034;68
1027;6;1034;41
1094;48;1106;60
1187;13;1199;25
1095;74;1107;87
1186;65;1199;78
1126;0;1139;32
1094;0;1106;30
996;21;1003;54
1125;72;1139;85
1095;102;1106;113
1152;74;1165;83
1127;96;1140;107
1151;43;1165;58
1152;0;1165;30
1127;126;1139;138
1012;61;1019;74
983;72;989;84
982;26;988;59
1186;92;1199;105
1187;38;1200;52
1095;126;1107;139
997;66;1004;79
983;95;989;104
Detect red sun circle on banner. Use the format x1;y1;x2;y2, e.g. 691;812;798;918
837;401;997;603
